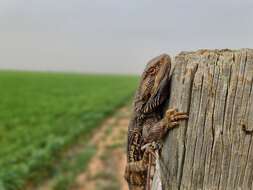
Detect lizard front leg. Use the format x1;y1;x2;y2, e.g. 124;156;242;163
142;108;188;143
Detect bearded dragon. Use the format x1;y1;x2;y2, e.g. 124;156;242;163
124;54;188;190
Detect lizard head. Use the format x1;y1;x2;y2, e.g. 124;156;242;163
135;54;171;114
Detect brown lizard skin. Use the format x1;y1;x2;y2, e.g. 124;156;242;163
124;54;188;190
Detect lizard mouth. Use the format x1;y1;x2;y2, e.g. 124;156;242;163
142;69;170;114
143;94;162;114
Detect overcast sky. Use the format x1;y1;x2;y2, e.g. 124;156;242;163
0;0;252;74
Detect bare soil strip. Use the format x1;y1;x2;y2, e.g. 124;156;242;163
72;106;130;190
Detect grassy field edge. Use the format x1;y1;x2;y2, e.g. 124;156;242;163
0;72;138;190
24;97;132;190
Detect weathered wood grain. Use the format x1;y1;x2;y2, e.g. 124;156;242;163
152;49;253;190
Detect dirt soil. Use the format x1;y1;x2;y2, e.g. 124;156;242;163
72;106;131;190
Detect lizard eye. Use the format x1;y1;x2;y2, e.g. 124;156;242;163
149;68;156;75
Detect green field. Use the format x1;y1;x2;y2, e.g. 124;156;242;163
0;71;138;190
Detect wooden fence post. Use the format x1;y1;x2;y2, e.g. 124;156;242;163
152;49;253;190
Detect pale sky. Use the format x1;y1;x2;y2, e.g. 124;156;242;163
0;0;252;74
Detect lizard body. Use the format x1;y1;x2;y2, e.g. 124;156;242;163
125;54;188;190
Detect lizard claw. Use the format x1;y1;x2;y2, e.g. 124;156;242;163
165;108;188;128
